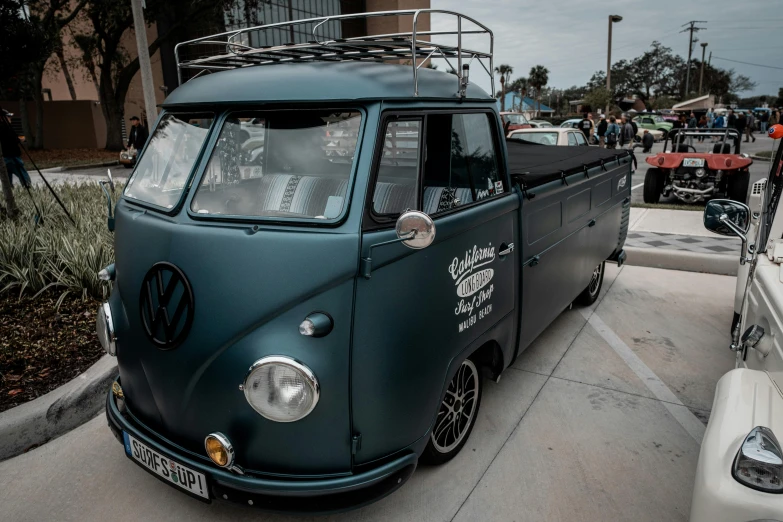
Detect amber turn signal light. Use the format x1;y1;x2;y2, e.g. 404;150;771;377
204;433;234;468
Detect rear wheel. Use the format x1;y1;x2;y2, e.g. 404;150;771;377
575;262;605;306
643;168;665;203
727;170;750;204
421;358;482;465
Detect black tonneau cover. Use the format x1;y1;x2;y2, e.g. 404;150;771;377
506;140;631;189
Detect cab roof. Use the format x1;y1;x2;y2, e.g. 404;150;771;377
163;62;492;108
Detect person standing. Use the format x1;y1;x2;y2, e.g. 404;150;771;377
0;109;32;188
597;115;608;148
770;110;779;129
736;112;747;144
579;113;592;142
727;109;737;129
604;116;619;149
688;112;697;129
620;115;635;149
745;112;756;142
127;116;149;151
761;110;770;133
706;108;714;129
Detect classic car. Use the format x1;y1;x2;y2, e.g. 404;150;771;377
507;127;589;146
499;111;532;132
632;113;673;138
528;119;553;128
95;9;632;513
690;125;783;521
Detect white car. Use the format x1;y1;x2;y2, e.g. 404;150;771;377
691;154;783;521
507;127;590;146
529;120;553;128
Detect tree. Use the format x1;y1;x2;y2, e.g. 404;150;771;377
0;1;52;217
528;65;549;117
507;77;528;111
494;64;513;111
776;88;783;108
19;1;88;149
72;0;256;150
583;87;613;114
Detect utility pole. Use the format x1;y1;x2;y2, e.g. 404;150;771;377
698;42;708;96
606;15;623;116
130;0;158;128
681;20;707;98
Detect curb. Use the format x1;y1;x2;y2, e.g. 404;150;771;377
624;247;737;276
0;354;117;462
40;160;119;173
750;155;771;162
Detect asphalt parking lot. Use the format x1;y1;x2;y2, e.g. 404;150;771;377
0;263;737;522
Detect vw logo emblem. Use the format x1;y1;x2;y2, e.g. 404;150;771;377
139;262;194;349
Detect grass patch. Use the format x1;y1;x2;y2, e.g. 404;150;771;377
0;183;116;410
22;149;118;170
755;150;773;159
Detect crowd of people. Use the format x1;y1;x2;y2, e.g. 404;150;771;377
574;107;781;155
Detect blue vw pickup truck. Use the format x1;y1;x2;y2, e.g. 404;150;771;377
95;9;631;513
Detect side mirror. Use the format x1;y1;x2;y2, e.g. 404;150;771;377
704;199;750;238
107;168;115;193
396;210;436;249
98;169;115;232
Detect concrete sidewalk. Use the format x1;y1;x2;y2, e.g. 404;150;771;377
625;208;740;276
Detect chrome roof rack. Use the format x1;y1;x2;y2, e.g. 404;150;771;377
174;9;494;98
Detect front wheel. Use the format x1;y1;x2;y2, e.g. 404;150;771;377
575;262;605;306
421;358;483;465
657;129;669;140
643;168;665;203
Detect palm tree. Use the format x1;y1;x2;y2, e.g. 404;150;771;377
494;64;513;111
508;77;529;112
528;65;549;118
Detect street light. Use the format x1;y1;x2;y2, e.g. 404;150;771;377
698;42;708;96
606;14;623;116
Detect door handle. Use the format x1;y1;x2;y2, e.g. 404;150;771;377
499;243;515;256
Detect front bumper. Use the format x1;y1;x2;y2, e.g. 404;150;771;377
690;369;783;522
105;383;416;513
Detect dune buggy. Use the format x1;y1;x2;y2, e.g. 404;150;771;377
643;128;752;204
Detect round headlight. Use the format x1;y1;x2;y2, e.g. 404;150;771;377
241;356;319;422
96;302;116;356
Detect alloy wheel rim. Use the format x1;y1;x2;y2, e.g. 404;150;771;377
431;359;478;454
588;263;603;296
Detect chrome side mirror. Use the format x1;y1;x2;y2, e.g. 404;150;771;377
98;168;116;232
107;168;115;193
704;199;750;239
396;210;436;249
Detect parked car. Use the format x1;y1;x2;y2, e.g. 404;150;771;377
499;111;532;132
528;120;553;128
119;148;137;169
634;127;664;143
559;118;582;129
96;9;632;512
642;128;751;204
690;136;783;521
632;113;672;139
508;127;589;146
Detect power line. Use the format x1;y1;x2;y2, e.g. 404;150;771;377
713;56;783;70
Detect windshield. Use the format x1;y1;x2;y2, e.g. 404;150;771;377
503;114;528;125
510;131;558;145
191;110;361;220
124;113;214;209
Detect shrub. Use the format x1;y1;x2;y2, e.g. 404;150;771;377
0;183;116;306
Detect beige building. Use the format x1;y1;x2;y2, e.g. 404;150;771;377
24;0;429;149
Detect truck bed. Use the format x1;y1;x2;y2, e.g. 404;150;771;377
506;141;633;353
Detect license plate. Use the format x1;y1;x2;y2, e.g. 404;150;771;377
123;432;210;499
683;158;704;167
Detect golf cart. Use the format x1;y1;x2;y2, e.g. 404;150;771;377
643;128;752;204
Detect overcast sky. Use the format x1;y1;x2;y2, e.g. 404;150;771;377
430;0;782;99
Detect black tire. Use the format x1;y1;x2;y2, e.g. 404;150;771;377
123;163;134;169
421;357;483;465
643;167;665;204
657;128;669;140
575;262;605;306
727;170;750;204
